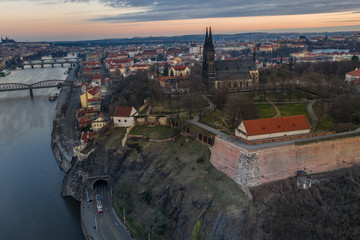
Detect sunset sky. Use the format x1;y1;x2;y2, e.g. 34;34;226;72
1;0;360;41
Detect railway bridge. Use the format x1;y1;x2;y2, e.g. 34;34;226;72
0;79;73;98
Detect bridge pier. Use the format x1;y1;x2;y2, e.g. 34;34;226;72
51;64;54;67
31;65;34;69
29;87;33;98
41;64;44;68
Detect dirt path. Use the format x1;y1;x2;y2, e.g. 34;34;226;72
306;100;318;127
265;97;281;118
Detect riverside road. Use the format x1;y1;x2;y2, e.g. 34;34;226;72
81;184;133;240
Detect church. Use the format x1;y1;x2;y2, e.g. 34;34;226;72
202;27;259;92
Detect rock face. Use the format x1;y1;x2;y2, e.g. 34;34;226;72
62;145;128;201
62;134;250;239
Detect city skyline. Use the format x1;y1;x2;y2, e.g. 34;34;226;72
1;0;360;41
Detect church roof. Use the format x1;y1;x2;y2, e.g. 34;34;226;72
214;59;256;81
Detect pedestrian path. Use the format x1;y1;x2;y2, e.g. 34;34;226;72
306;100;318;127
265;97;281;118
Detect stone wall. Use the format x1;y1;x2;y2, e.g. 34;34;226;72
210;135;360;188
256;136;360;184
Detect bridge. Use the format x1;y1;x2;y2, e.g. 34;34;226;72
0;79;73;98
21;58;80;69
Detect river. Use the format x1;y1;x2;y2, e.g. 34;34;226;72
0;64;84;239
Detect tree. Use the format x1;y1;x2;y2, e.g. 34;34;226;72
140;208;166;239
227;94;259;128
212;87;228;115
351;55;359;62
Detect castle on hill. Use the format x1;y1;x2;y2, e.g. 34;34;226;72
1;37;15;43
202;27;259;92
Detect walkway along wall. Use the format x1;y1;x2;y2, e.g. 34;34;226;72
210;135;360;188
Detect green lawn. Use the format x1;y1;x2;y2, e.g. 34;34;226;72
256;104;277;119
129;125;178;139
277;103;310;118
312;101;335;131
199;110;227;129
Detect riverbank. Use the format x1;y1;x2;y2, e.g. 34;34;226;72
51;84;75;172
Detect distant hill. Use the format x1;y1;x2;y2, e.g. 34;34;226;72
52;31;360;47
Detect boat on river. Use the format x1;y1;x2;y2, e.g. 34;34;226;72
0;70;11;77
49;92;58;101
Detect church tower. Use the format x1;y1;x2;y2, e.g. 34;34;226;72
202;27;215;82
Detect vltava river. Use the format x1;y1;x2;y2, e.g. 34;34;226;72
0;65;84;239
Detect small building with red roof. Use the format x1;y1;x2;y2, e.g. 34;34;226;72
345;67;360;83
80;132;97;145
112;106;138;127
168;65;190;77
235;115;311;140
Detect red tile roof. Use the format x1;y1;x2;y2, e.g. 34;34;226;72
347;68;360;76
114;106;134;117
88;86;100;96
81;132;97;144
242;115;310;136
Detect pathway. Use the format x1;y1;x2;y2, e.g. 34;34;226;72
306;100;319;127
265;97;281;118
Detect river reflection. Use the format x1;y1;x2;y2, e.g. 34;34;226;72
0;67;84;240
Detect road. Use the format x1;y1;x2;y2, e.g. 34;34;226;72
81;184;133;240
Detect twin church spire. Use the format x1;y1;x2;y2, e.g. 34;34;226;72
204;27;214;52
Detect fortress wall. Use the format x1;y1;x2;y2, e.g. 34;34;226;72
210;135;360;188
210;137;248;184
257;136;360;184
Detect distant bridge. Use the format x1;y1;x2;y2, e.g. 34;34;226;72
0;79;73;98
21;58;79;69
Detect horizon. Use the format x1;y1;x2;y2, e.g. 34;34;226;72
4;28;360;43
1;0;360;42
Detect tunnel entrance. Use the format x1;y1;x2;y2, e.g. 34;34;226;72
92;179;109;190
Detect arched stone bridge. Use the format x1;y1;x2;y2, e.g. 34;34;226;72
21;58;79;69
0;79;73;98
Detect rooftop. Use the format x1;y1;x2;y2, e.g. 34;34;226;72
242;115;311;136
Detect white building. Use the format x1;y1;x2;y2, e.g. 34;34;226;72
112;106;138;128
235;115;311;141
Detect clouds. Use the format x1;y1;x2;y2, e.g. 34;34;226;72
78;0;360;23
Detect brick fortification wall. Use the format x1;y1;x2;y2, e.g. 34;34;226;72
210;135;360;188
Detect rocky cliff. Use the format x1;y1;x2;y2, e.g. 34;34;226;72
62;126;360;239
62;126;250;239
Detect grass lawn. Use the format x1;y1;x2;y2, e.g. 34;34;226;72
256;104;277;119
276;103;310;119
129;125;178;139
199;110;232;130
312;101;335;131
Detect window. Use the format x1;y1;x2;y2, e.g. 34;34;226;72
124;120;127;122
118;119;121;122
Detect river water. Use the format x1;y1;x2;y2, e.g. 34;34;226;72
0;64;84;239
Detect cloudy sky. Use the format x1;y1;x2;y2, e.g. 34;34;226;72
1;0;360;41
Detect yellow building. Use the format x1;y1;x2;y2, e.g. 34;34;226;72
92;114;107;132
80;86;101;109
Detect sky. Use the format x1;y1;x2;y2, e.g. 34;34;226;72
1;0;360;41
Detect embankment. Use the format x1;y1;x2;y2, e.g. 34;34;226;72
51;85;73;172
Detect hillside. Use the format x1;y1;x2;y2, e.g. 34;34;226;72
62;125;360;239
